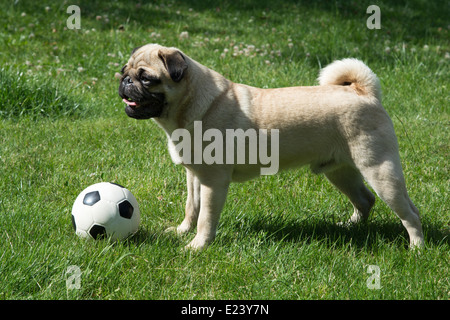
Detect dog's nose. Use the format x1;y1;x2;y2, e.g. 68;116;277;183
123;76;133;85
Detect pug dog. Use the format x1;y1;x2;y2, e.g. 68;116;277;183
118;44;424;250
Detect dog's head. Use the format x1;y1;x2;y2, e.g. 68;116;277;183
118;44;188;119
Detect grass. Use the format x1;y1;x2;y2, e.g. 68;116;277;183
0;0;449;300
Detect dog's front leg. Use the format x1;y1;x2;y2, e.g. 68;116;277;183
186;173;230;250
165;168;200;235
177;168;201;234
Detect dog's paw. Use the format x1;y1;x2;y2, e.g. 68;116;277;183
409;237;425;251
336;220;353;228
164;221;194;236
164;226;178;234
184;235;211;251
337;215;368;228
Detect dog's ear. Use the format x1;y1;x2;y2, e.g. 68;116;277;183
158;49;188;82
131;46;143;55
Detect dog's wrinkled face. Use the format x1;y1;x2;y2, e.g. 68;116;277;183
118;44;187;119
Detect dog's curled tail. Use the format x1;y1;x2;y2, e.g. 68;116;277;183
318;58;381;101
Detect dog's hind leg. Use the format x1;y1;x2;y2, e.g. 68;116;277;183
325;165;376;224
356;156;424;249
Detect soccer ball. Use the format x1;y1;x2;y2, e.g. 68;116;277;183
71;182;140;241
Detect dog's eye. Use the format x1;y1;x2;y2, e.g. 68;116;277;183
141;76;152;85
140;74;161;86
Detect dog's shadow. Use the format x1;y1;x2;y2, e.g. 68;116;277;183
239;215;449;249
126;216;448;250
126;227;184;248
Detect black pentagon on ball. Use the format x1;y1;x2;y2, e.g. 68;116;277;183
118;200;134;219
89;224;107;240
83;191;100;206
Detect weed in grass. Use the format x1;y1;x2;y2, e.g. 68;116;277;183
0;68;87;120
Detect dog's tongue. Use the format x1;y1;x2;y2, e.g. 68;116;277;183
123;98;138;107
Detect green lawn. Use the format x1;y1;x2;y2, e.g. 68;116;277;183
0;0;448;300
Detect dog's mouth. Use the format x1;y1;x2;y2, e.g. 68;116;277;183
118;75;166;119
120;92;166;119
122;97;138;107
